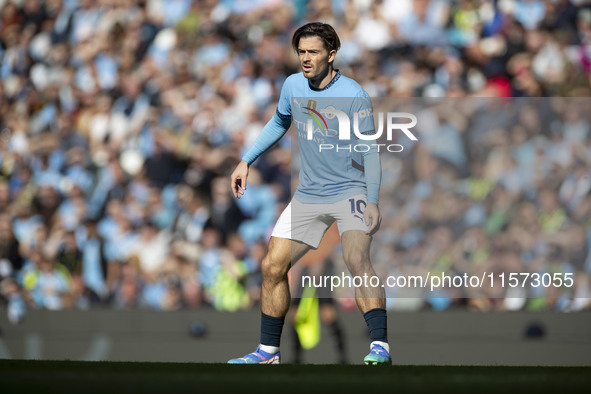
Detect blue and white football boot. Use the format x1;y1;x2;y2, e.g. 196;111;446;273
227;345;281;364
363;343;392;365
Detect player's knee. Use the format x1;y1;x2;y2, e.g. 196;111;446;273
261;255;288;282
344;251;370;275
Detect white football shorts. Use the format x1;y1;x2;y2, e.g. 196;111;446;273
271;194;370;248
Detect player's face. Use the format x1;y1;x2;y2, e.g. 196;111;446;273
298;36;335;82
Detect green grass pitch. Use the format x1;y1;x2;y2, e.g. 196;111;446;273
0;360;589;394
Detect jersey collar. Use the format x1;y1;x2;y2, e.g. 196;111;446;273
308;69;341;92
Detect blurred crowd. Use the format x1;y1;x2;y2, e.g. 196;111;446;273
365;97;591;312
0;0;591;320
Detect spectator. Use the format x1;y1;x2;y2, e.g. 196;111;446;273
23;252;70;310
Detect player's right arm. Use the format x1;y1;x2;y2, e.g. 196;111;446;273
231;160;249;199
230;111;292;199
231;76;293;198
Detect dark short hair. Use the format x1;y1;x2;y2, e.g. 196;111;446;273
291;22;341;53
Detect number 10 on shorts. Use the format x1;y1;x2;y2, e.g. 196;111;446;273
349;198;366;220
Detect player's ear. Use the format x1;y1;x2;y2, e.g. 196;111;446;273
328;49;336;64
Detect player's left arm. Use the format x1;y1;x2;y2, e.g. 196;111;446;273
354;92;382;235
363;150;381;235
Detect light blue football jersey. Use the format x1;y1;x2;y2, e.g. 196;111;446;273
277;71;377;204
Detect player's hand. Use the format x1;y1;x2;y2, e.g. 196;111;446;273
364;202;381;235
231;160;249;199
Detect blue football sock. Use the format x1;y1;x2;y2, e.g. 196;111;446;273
260;313;285;348
363;308;388;343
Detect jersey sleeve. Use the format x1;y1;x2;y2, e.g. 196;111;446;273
363;152;381;205
276;76;293;119
241;77;294;164
241;112;291;165
351;90;374;135
352;91;381;205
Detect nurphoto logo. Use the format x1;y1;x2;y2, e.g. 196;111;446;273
304;105;418;153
